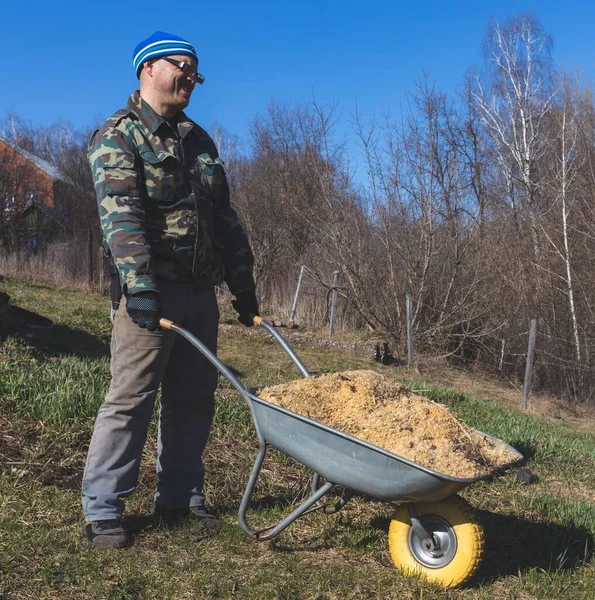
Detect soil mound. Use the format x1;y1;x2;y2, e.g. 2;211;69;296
257;370;519;478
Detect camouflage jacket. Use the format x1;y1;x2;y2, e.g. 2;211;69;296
87;91;255;296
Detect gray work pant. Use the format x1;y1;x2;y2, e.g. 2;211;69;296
82;281;219;522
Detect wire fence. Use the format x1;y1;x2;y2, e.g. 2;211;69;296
2;248;594;406
283;266;595;406
0;228;105;292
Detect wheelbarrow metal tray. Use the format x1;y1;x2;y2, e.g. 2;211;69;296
247;391;523;503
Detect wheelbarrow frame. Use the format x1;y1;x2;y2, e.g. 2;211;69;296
160;317;523;542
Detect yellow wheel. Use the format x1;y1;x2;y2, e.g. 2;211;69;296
388;495;484;589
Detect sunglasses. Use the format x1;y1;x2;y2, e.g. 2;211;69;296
160;57;205;85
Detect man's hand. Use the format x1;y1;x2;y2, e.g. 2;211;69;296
231;290;259;327
126;292;161;331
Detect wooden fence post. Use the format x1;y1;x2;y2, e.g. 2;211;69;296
329;271;339;338
406;294;414;366
289;265;305;325
499;339;506;371
522;319;537;410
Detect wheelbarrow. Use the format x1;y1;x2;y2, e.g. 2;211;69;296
160;316;523;588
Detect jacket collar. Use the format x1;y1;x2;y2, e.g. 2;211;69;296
127;90;195;139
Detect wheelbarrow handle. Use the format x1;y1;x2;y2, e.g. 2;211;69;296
159;315;311;383
158;317;248;397
160;318;174;330
251;316;311;378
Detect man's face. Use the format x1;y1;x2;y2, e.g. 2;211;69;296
145;54;198;111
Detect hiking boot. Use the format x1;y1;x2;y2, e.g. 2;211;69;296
153;504;222;532
84;519;130;549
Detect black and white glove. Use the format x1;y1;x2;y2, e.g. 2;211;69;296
231;290;259;327
126;292;160;331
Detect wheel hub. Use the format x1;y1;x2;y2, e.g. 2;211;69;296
408;515;457;569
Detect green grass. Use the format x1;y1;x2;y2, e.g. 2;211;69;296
0;336;110;427
1;279;595;599
406;381;595;485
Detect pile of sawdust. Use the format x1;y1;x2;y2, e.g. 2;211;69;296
256;370;519;478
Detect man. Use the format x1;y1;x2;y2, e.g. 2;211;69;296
82;31;258;549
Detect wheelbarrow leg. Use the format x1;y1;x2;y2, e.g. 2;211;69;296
238;441;334;541
311;473;354;514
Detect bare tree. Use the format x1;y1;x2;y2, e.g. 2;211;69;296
472;14;556;265
545;78;583;365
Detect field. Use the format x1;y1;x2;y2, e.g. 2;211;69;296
1;280;594;600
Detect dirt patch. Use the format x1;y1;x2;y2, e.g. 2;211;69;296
257;370;519;478
0;412;84;489
418;358;595;434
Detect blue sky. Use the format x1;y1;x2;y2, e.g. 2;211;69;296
1;0;594;156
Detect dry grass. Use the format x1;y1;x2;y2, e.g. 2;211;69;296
0;247;104;292
418;356;595;434
217;321;595;434
1;280;594;599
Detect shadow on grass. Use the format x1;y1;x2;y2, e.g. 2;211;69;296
369;508;592;583
1;320;110;359
217;492;300;513
221;364;244;379
476;508;593;582
262;502;592;583
124;512;223;547
508;440;538;462
125;514;157;534
46;324;110;358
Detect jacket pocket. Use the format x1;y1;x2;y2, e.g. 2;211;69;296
140;150;179;202
103;152;140;197
196;153;227;193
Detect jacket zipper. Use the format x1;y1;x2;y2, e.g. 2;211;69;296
172;124;200;277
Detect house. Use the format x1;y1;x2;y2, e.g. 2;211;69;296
0;136;78;250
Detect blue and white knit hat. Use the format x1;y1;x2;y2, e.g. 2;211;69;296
133;31;198;78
